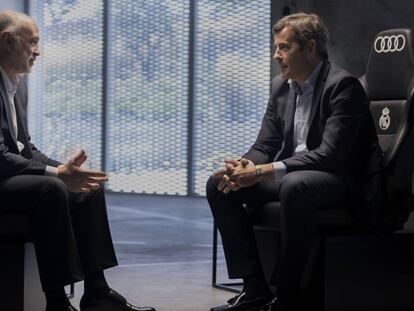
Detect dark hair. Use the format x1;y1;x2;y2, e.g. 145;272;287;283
272;12;329;59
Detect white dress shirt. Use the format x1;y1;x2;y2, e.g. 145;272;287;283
0;66;58;177
0;66;19;147
271;62;323;180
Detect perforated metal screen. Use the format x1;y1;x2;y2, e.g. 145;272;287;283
28;0;270;196
28;0;104;170
106;0;190;195
192;0;271;195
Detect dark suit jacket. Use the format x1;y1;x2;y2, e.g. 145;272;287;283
244;61;383;226
0;74;60;180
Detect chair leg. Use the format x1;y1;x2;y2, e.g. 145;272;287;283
211;222;242;293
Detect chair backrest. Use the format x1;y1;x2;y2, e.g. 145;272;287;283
360;29;414;230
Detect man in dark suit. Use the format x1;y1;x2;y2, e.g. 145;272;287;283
0;10;155;311
207;13;382;311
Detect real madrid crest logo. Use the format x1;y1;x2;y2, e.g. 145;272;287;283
379;107;390;131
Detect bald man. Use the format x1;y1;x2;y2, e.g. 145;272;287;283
0;11;155;311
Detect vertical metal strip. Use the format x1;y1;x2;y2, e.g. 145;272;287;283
187;0;196;196
102;0;109;175
271;0;279;81
24;0;30;14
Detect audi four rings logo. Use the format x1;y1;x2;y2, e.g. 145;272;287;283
374;35;406;53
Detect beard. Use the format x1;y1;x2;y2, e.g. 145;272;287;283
10;38;32;73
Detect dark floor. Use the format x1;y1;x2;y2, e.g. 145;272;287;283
71;193;236;311
107;193;218;266
93;193;414;311
37;192;414;311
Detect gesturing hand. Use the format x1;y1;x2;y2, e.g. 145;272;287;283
57;150;108;193
67;149;88;167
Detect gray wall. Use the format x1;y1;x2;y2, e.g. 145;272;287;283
272;0;414;77
0;0;25;12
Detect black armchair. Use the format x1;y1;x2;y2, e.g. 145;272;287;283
251;28;414;311
0;212;45;311
0;211;74;311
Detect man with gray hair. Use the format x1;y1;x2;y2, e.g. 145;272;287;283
207;12;382;311
0;10;155;311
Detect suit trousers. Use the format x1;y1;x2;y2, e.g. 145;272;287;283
0;175;118;291
206;170;347;290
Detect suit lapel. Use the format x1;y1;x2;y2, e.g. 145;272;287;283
283;87;297;156
14;81;32;158
0;75;18;147
307;61;330;128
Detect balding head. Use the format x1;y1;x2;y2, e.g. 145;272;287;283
0;11;40;77
0;11;37;35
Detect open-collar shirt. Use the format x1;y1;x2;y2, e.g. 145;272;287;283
272;61;323;180
288;61;323;155
0;66;19;146
0;66;58;176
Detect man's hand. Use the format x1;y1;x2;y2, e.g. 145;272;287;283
232;162;277;190
213;158;277;193
57;152;108;192
67;149;87;167
228;158;259;191
213;158;257;193
212;159;241;193
212;159;240;178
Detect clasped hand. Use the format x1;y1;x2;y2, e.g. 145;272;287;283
212;158;259;193
57;149;108;193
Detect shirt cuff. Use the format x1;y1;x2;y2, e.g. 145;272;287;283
45;165;59;177
271;161;287;181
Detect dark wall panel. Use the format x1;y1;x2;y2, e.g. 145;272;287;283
313;0;414;76
271;0;414;76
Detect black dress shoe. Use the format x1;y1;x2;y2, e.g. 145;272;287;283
79;289;155;311
210;291;273;311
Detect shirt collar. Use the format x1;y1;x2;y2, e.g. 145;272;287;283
0;66;19;96
288;61;323;96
